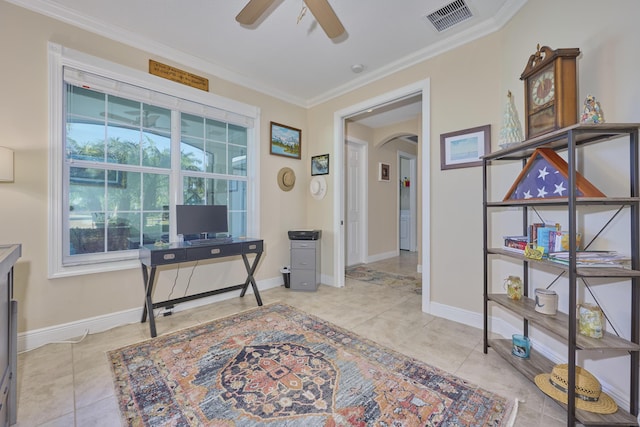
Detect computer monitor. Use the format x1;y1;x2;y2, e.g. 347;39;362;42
176;204;228;239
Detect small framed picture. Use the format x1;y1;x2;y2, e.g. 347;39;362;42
440;124;491;170
270;122;301;159
378;162;390;182
311;154;329;176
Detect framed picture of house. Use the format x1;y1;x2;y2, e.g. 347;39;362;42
311;154;329;175
270;122;301;159
440;124;491;170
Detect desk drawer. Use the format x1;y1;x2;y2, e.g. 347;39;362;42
188;243;242;260
150;248;186;265
242;240;263;253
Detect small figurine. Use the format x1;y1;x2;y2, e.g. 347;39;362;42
499;91;524;149
580;94;605;124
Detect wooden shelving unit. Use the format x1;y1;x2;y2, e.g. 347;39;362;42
482;123;640;426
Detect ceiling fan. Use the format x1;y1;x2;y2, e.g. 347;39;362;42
236;0;345;39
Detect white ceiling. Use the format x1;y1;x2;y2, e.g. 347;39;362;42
10;0;526;110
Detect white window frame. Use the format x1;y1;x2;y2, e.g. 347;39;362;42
48;43;261;278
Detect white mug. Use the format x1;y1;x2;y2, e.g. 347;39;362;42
535;288;558;315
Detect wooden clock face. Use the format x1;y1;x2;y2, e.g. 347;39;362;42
529;68;555;108
526;64;557;138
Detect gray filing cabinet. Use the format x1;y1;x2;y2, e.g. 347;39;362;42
289;232;321;291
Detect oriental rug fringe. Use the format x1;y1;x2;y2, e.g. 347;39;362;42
108;303;516;426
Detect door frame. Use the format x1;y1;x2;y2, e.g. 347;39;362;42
332;79;431;312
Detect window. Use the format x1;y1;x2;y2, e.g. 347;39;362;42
49;44;260;277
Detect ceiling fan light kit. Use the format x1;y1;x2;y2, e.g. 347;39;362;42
236;0;345;39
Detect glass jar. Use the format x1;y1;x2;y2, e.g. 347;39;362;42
504;276;523;300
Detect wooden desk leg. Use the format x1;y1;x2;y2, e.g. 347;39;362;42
141;265;158;337
140;264;149;323
240;252;263;306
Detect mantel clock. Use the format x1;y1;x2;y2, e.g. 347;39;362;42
520;45;580;139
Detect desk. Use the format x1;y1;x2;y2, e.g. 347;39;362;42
139;238;263;337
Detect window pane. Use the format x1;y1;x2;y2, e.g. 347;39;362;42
182;177;229;206
207;141;226;174
107;95;141;127
206;119;226;142
143;211;169;244
107;171;140;211
143;173;170;210
183;176;205;205
209;179;228;205
228;124;247;147
181;136;205;171
106;212;138;252
181;113;204;138
69;167;106;212
229;211;246;238
229;181;246;211
67;122;106;161
106;126;140;165
142;104;171;168
229;145;247;176
67;85;105;122
142;130;171;168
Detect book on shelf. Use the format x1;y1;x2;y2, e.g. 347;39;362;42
547;251;631;268
503;236;528;253
529;223;553;246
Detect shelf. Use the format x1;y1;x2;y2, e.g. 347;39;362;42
488;294;640;352
488;248;640;278
483;123;640;162
486;197;640;208
484;123;640;425
489;339;639;426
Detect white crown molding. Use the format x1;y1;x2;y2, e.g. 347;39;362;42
8;0;527;108
307;0;528;107
5;0;309;107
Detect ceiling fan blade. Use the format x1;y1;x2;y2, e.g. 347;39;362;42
304;0;345;39
236;0;277;25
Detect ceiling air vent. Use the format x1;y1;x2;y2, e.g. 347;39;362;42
425;0;473;32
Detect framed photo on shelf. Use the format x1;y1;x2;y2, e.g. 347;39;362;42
311;154;329;176
440;124;491;170
270;122;301;159
378;162;390;182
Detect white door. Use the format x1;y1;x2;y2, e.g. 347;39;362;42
400;210;410;250
398;151;417;252
346;141;366;266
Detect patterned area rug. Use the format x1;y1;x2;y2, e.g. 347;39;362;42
346;265;421;294
109;304;516;426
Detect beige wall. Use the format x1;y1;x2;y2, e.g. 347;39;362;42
2;0;640;366
0;1;308;332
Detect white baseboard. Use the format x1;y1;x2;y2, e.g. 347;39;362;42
18;277;281;353
366;250;399;264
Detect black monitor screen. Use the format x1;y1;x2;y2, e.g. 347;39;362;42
176;204;228;238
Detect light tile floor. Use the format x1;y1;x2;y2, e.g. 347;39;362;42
15;252;567;426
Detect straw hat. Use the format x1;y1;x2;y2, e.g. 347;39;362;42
277;167;296;191
534;364;618;414
310;176;327;200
